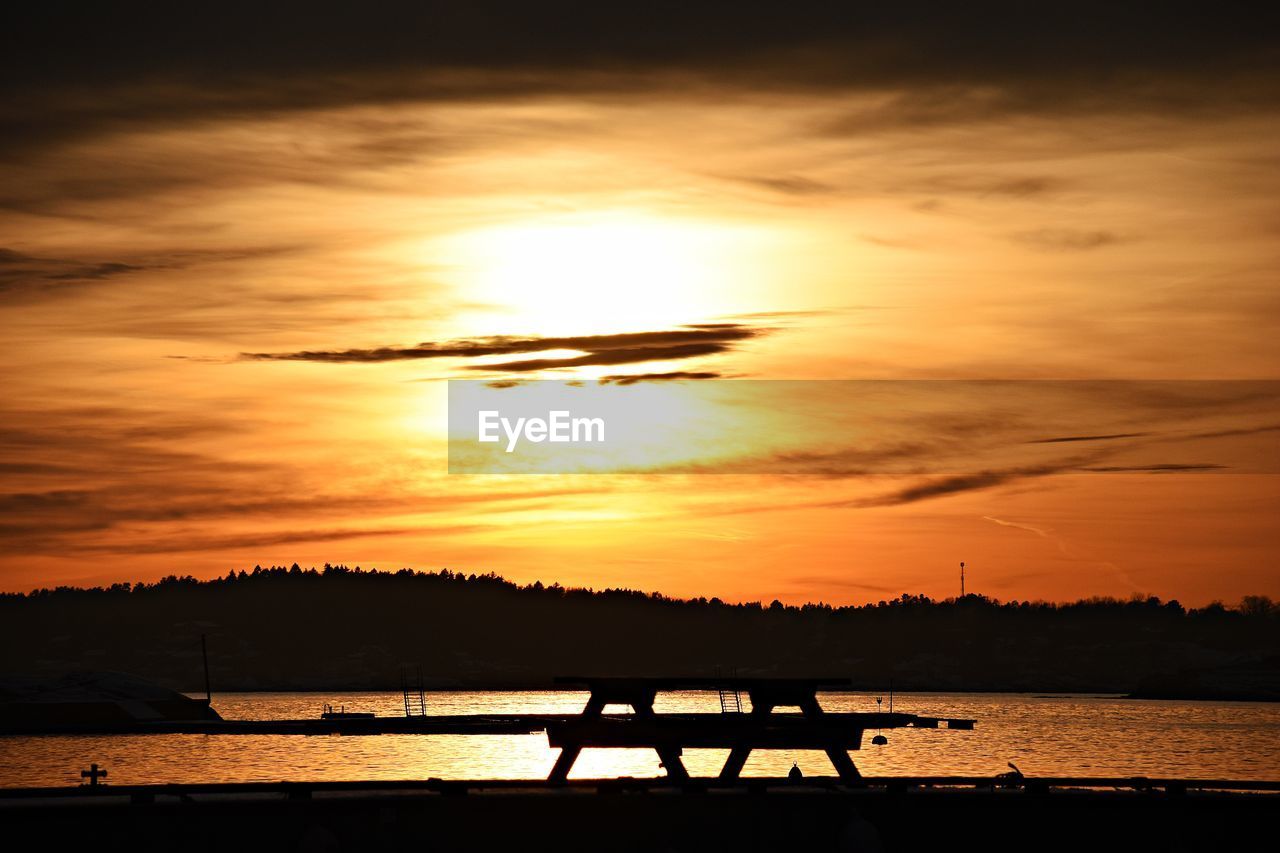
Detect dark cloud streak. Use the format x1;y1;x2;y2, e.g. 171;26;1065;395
599;371;721;384
244;324;760;370
473;343;731;373
1079;464;1227;473
0;245;298;302
1029;432;1151;444
0;248;146;298
847;459;1090;508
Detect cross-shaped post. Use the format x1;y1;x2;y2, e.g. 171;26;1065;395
80;763;108;786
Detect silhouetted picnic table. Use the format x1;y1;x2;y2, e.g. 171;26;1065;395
546;676;975;783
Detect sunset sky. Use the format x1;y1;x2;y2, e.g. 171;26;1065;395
2;3;1278;603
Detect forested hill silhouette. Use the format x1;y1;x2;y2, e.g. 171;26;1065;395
3;565;1277;699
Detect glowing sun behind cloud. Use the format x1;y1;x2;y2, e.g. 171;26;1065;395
435;212;780;337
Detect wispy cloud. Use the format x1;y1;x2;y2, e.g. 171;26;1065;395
0;403;602;559
1184;423;1280;440
982;515;1053;537
790;576;901;595
728;174;837;196
1010;228;1124;251
0;246;296;303
849;459;1091;507
0;248;147;298
1078;463;1227;473
1029;432;1150;444
35;525;477;557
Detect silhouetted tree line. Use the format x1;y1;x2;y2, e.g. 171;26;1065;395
2;565;1277;699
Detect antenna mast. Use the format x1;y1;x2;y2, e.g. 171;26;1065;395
960;561;965;598
201;633;211;706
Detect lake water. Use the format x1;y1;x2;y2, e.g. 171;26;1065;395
2;691;1278;788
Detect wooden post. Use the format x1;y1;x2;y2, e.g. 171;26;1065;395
201;634;212;706
719;746;752;780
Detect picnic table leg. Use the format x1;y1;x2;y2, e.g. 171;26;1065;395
747;693;774;716
825;746;862;783
719;746;752;780
630;689;657;718
656;746;689;781
549;743;582;783
548;688;604;783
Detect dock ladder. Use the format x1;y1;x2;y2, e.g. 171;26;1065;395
401;664;427;717
716;667;743;714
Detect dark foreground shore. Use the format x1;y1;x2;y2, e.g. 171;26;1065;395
4;778;1276;853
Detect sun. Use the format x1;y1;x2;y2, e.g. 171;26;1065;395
435;211;773;337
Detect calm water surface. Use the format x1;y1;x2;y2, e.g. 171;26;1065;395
2;691;1278;787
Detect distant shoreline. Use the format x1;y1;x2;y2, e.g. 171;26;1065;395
8;570;1276;706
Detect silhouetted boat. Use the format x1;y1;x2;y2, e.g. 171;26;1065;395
0;671;221;733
